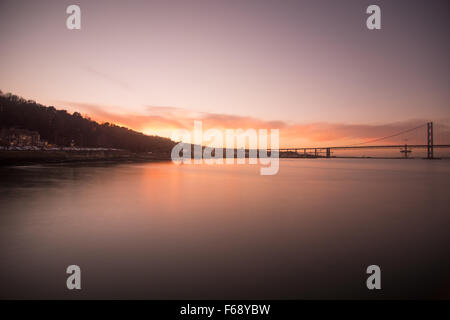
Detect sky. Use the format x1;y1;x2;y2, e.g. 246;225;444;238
0;0;449;147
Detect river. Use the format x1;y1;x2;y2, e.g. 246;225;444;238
1;159;449;299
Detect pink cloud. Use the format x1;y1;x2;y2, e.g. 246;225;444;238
58;101;450;147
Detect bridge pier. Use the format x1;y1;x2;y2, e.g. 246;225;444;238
400;144;412;158
326;148;331;158
427;122;434;159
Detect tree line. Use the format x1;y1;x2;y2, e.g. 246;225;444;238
0;91;175;152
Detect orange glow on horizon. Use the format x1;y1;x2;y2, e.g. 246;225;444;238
65;102;450;148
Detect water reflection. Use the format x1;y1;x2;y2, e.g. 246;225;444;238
1;159;450;299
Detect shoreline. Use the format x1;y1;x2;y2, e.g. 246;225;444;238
0;150;172;166
2;150;448;167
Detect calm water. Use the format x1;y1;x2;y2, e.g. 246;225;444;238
1;159;450;299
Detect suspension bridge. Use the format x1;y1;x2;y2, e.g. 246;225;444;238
272;122;450;159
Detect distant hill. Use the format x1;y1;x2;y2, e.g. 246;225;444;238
0;91;176;153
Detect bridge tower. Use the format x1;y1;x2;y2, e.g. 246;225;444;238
427;122;434;159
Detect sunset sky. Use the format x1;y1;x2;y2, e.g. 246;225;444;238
1;0;449;147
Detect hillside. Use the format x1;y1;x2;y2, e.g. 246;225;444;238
0;91;176;153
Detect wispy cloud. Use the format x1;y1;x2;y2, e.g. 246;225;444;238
82;66;132;92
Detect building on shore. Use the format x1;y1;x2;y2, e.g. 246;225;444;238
0;128;47;147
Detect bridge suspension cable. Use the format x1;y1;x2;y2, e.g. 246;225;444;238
338;123;427;147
